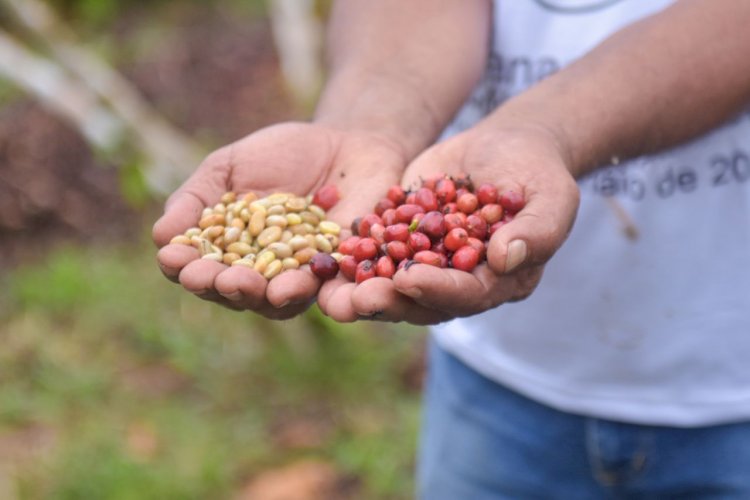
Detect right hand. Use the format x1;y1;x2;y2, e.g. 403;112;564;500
152;122;405;319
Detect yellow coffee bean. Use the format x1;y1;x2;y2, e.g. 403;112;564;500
282;257;300;270
223;252;241;265
257;226;283;247
263;259;283;279
266;242;293;259
170;235;192;245
226;242;253;256
265;215;288;229
318;221;341;236
293;247;317;265
315;234;333;253
249;211;266;236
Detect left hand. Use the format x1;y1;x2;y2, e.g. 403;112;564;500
318;124;580;324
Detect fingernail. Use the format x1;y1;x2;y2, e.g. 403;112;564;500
276;300;291;308
505;240;527;273
400;287;422;299
223;291;243;301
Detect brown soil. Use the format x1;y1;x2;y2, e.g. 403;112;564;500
0;4;298;268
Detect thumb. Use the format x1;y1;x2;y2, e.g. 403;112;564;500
486;191;578;274
152;147;232;248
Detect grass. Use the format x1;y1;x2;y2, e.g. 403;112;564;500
0;233;427;499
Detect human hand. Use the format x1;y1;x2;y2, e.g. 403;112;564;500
152;122;404;319
318;124;580;324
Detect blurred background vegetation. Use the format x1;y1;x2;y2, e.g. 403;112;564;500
0;1;427;498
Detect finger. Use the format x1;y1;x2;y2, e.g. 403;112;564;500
318;278;359;322
392;264;496;317
214;267;313;318
265;267;321;308
152;148;232;248
178;258;226;294
350;277;452;325
486;184;578;274
214;266;268;309
157;244;199;282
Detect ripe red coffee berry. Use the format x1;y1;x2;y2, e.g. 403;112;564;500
466;214;488;240
414;187;439;212
339;255;358;280
444;227;469;252
480;204;504;224
338;236;361;255
435;178;457;204
476;183;499;206
310;253;339;280
369;223;386;245
405;192;417;205
384;223;410;243
395;204;424;224
499;190;525;213
355;260;376;283
387;185;407;205
375;255;396;278
451;246;480;272
374;198;396;216
466;237;485;259
386;241;411;262
442;202;458;215
413;250;443;267
354;238;378;262
456;192;479;214
444;213;465;233
417;211;447;241
312;184;340;211
381;208;398;227
408;232;431;253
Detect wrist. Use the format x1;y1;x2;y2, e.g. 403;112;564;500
313;67;446;162
476;105;581;177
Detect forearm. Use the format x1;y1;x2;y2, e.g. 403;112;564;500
484;0;750;177
314;0;491;160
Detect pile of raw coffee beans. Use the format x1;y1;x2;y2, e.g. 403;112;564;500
169;190;343;280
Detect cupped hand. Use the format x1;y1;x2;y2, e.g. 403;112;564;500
152;122;404;319
318;124;580;325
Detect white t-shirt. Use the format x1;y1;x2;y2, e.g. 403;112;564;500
434;0;750;427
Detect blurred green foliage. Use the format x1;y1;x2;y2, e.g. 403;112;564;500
0;238;426;498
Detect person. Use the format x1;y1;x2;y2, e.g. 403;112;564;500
153;0;750;497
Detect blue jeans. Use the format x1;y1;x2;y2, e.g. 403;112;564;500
417;342;750;499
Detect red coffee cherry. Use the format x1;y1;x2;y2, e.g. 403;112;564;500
384;223;410;243
451;246;480;272
444;227;469;252
310;253;339;280
353;238;378;262
313;184;340;211
499;190;525;213
355;260;376;283
375;255;396;278
339;255;358;280
387;185;407;205
413;250;443;267
476;183;499;206
456;192;479;214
